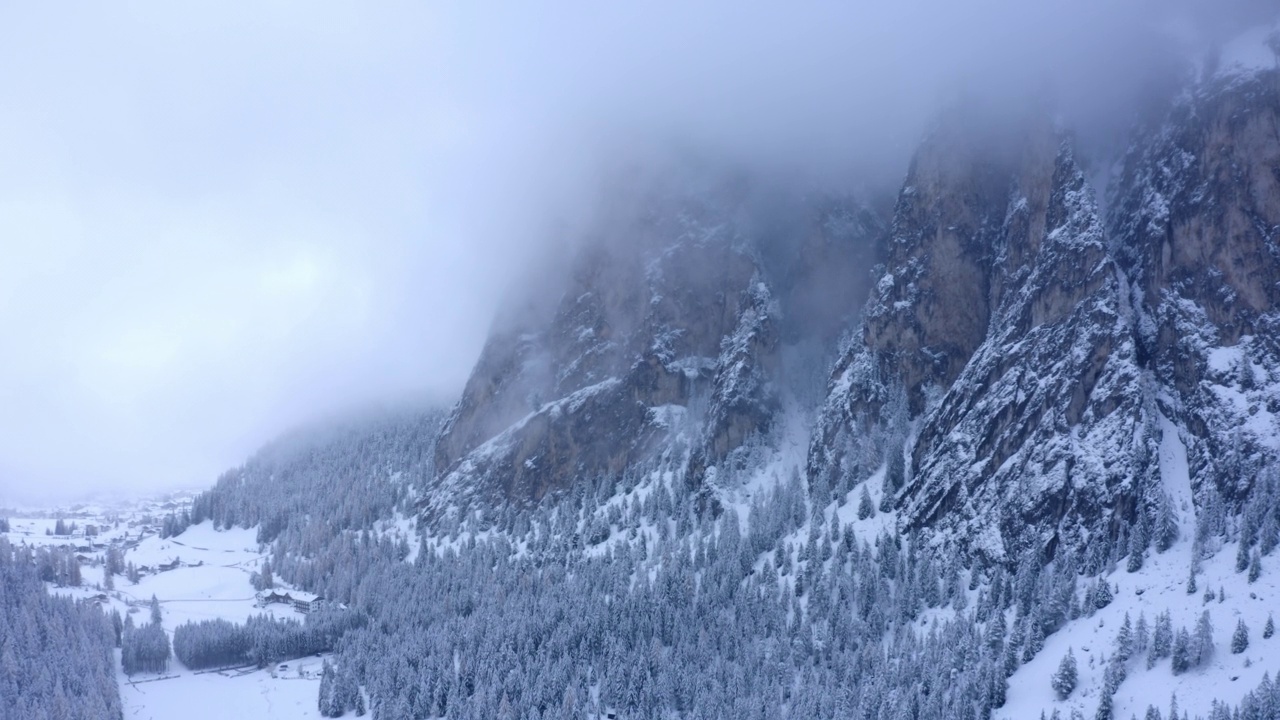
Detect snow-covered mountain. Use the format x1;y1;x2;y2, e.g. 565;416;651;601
79;20;1280;720
810;51;1280;566
429;48;1280;571
427;175;887;517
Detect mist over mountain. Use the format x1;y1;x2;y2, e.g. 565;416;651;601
7;3;1280;720
2;0;1267;503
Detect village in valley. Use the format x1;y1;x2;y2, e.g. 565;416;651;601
2;493;336;720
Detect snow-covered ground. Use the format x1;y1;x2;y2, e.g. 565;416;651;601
997;420;1278;718
118;666;323;720
1000;525;1279;718
9;506;325;720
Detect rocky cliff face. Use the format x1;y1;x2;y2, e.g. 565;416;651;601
813;66;1280;562
809;116;1151;561
1110;69;1280;505
424;56;1280;565
426;180;885;515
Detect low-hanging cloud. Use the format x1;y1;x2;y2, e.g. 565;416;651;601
0;0;1268;504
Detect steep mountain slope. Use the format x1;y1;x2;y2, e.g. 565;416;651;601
809;116;1155;564
1109;67;1280;506
176;24;1280;720
190;404;446;546
811;63;1280;565
427;178;886;516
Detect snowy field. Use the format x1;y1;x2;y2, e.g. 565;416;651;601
999;532;1280;719
8;509;325;720
999;423;1280;719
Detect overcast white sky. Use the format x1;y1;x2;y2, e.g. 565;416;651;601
0;1;1261;505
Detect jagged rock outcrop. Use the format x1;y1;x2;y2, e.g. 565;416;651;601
426;181;886;514
1110;68;1280;503
425;50;1280;561
810;116;1153;561
813;66;1280;563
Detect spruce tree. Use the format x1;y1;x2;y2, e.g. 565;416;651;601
1151;611;1173;665
1134;612;1150;656
1095;689;1113;720
1051;648;1078;700
1093;580;1113;610
1171;628;1191;674
1128;515;1149;572
1152;486;1177;548
857;485;875;520
1232;619;1249;654
1264;614;1274;639
1116;613;1134;661
1192;611;1214;667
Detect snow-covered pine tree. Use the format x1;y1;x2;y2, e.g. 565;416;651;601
1092;580;1113;610
1171;628;1191;674
1150;611;1173;668
1134;612;1149;656
1051;647;1078;700
1232;619;1249;654
1128;515;1149;572
857;484;875;520
1095;689;1114;720
1192;610;1214;668
1115;613;1133;661
1154;491;1179;552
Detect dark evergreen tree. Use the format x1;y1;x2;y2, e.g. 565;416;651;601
0;537;123;719
1154;492;1179;552
150;594;163;625
1051;648;1078;700
1128;514;1149;572
1192;610;1214;668
1232;619;1249;654
1095;690;1113;720
857;484;875;520
1171;628;1191;674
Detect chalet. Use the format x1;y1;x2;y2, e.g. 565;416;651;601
256;589;324;614
257;590;293;607
158;559;181;572
291;591;323;614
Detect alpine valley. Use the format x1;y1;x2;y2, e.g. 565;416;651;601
8;16;1280;720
